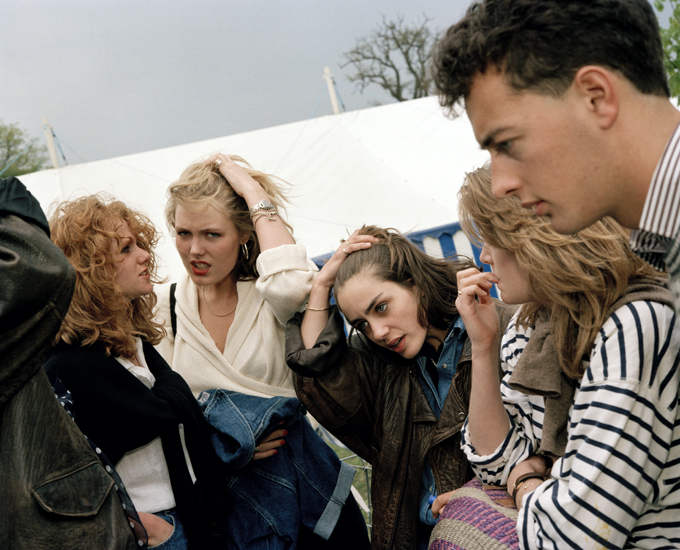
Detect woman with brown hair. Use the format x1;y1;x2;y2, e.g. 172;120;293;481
285;225;516;550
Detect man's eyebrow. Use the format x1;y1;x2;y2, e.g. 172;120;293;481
480;127;509;149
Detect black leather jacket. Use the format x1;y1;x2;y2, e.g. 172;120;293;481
0;178;136;549
286;303;516;550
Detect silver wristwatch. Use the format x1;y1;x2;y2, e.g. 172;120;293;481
249;199;278;221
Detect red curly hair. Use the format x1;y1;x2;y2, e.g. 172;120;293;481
50;194;165;358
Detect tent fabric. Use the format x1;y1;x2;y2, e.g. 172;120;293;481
18;96;490;281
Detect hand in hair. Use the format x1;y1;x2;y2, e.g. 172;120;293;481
315;229;377;292
209;153;268;205
300;229;377;349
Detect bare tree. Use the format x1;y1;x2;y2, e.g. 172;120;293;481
342;15;441;103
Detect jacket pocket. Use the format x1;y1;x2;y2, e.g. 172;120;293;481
31;460;114;517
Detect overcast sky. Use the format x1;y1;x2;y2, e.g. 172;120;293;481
2;0;670;167
2;0;474;164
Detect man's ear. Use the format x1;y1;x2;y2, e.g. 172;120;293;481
572;66;619;130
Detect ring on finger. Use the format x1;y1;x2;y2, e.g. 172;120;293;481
254;445;259;452
343;248;348;254
214;159;222;168
458;290;462;296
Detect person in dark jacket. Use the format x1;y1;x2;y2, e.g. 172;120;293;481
285;225;516;550
0;177;137;550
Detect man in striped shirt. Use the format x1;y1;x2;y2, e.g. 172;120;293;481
432;0;680;312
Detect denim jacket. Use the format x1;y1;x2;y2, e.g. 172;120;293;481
198;389;356;549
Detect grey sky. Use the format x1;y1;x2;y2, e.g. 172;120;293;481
2;0;670;166
2;0;473;164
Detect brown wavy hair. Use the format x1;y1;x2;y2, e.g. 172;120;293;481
49;194;165;358
458;164;660;378
165;155;293;281
335;225;475;331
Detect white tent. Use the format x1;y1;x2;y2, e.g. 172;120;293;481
19;96;490;279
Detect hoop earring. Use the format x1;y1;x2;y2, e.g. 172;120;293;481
241;242;249;260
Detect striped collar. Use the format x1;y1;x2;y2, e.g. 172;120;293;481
630;121;680;263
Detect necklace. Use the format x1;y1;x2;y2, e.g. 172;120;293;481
201;286;237;317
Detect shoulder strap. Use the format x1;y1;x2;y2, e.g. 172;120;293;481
170;282;177;338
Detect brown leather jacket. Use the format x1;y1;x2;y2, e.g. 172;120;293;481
0;178;137;550
286;303;516;550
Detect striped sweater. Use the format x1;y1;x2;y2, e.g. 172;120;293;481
461;301;680;549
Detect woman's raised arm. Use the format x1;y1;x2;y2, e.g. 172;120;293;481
211;152;294;251
300;230;375;349
456;266;510;455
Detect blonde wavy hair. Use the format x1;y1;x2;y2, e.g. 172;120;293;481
50;194;165;358
165;155;293;281
458;164;660;379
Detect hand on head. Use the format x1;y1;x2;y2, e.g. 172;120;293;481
208;153;262;200
315;229;378;290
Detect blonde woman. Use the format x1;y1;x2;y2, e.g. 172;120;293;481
156;154;369;550
156;153;316;402
429;166;680;550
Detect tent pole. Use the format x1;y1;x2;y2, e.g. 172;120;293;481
43;118;60;170
323;67;340;115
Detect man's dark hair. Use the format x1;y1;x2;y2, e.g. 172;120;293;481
432;0;670;113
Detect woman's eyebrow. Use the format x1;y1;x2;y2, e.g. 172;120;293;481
348;292;383;326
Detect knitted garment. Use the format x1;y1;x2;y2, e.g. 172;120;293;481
428;478;518;550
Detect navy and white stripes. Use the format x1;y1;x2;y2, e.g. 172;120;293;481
630;121;680;310
463;301;680;549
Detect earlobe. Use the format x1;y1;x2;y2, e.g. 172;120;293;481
573;66;619;130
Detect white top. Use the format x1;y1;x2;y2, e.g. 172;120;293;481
155;244;317;399
114;338;176;514
462;302;680;549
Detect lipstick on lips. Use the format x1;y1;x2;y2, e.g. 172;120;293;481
388;336;405;355
191;261;210;276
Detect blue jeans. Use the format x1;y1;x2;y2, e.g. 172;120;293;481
150;509;189;550
198;389;359;549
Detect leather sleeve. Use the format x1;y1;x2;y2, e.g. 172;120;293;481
0;212;76;406
286;306;382;461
